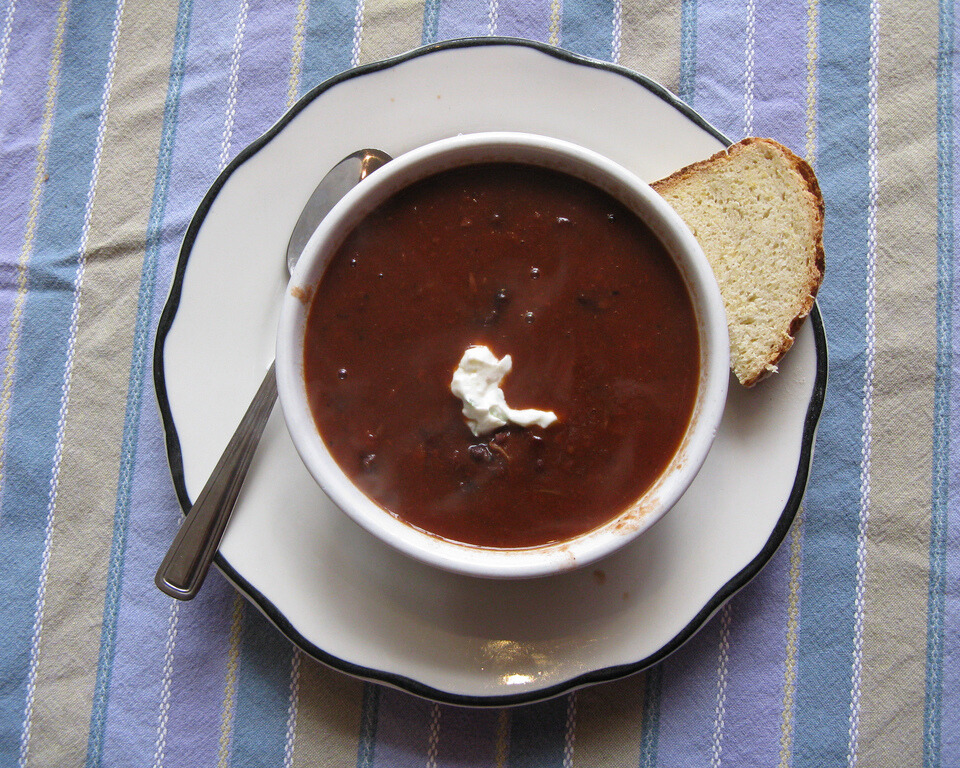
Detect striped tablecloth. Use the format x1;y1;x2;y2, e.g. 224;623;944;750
0;1;953;766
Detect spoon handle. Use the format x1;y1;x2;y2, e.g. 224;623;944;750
155;362;278;600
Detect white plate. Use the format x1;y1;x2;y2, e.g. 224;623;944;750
155;39;826;705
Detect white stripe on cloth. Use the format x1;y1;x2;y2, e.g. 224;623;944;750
283;648;301;768
426;702;441;768
848;2;880;766
152;600;181;768
611;0;622;63
350;0;364;68
0;0;17;107
743;0;756;136
710;604;733;768
217;0;249;171
563;691;578;768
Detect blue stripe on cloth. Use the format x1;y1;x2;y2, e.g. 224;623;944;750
632;10;703;760
679;0;697;104
507;694;569;768
84;2;194;765
689;0;747;140
223;4;331;759
561;0;616;62
926;1;954;765
0;0;116;759
751;0;808;154
357;683;381;768
301;0;357;92
944;3;960;762
638;667;662;768
794;1;872;765
229;609;295;767
710;3;810;764
422;0;441;45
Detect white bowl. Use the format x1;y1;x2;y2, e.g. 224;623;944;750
276;132;729;579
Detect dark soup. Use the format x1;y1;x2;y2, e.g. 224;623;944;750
303;163;700;549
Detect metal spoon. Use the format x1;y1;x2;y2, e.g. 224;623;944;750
155;148;391;600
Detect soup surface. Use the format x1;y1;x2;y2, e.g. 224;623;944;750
303;163;700;548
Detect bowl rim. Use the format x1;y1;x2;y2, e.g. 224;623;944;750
275;130;729;579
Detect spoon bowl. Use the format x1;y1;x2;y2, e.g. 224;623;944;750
286;149;392;274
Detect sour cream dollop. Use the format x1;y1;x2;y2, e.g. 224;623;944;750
450;345;558;436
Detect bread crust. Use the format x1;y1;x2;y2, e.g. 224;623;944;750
652;138;825;387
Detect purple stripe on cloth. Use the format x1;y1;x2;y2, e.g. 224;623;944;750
0;1;59;400
750;0;807;154
88;0;190;758
655;618;724;765
434;704;503;766
690;0;747;141
437;0;491;39
370;687;434;768
228;0;298;156
713;544;793;768
654;3;751;762
159;583;239;768
97;416;212;768
493;0;553;40
946;433;960;758
507;695;569;768
92;0;220;741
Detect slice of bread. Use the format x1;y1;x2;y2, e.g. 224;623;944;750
652;137;825;387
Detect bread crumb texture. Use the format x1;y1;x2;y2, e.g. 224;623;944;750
652;138;825;386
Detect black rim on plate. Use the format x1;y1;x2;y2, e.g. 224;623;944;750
153;37;829;707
